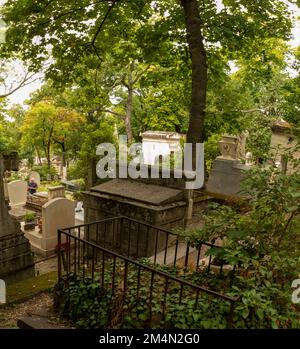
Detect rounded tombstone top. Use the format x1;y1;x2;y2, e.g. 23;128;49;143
271;119;292;134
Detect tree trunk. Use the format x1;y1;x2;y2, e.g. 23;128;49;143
35;147;42;165
86;158;97;190
124;62;134;143
46;142;51;170
180;0;208;166
125;85;133;143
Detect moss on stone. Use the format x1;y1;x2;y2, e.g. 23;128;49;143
5;271;57;304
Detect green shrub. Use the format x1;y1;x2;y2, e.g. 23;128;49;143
24;212;36;222
31;164;57;181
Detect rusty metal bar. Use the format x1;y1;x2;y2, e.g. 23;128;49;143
149;272;155;320
91;247;95;281
58;230;62;279
173;239;179;267
59;228;239;302
164;233;169;265
154;229;159;264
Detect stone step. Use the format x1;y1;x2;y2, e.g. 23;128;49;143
17;316;71;329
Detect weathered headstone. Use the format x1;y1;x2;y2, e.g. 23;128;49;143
29;171;41;187
48;186;65;201
25;197;75;256
0;153;34;283
206;133;252;197
7;179;27;206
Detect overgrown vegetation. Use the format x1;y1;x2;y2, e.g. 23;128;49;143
54;150;300;329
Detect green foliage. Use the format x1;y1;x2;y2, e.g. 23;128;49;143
76;119;115;183
183;148;300;328
1;0;297;148
55;274;112;329
55;265;233;330
31;164;57;181
24;212;36;223
204;134;222;173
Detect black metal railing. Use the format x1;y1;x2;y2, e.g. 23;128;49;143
57;217;240;328
58;216;234;273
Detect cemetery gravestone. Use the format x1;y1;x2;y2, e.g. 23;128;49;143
28;171;41;187
48;186;65;201
7;179;27;206
206;133;252;197
25;197;75;256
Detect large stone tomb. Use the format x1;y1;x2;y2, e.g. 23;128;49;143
0;153;34;283
83;178;187;257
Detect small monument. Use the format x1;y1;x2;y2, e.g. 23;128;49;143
7;179;27;206
141;131;183;166
0;152;34;283
25;197;74;257
206;132;252;197
270;119;300;174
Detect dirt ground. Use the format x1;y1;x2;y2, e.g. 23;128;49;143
0;292;53;329
0;255;59;329
0;213;205;329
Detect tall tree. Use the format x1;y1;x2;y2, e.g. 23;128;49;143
1;0;298;163
21;100;84;168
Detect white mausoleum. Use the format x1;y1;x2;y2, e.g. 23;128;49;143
141;131;184;166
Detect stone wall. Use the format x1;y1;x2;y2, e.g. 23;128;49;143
0;233;35;283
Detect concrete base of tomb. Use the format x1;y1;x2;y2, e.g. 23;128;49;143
0;232;35;284
206;157;252;197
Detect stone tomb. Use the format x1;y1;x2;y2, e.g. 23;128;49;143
83;178;187;256
206;133;252;197
7;179;27;207
270;119;300;173
25;197;75;257
48;186;65;201
0;152;34;283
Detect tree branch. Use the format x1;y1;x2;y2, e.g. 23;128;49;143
91;0;120;46
88;106;125;119
100;109;125;119
132;64;151;85
37;0;107;27
0;71;39;99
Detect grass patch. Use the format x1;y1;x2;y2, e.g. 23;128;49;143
6;271;58;304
